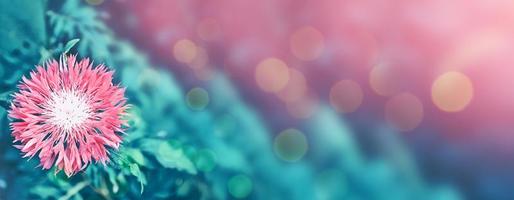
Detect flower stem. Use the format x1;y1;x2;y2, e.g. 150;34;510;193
58;180;90;200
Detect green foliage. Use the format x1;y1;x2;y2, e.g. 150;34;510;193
139;139;197;174
0;0;464;199
128;164;146;194
0;0;207;199
63;38;80;54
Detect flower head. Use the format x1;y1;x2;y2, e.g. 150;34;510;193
9;55;128;176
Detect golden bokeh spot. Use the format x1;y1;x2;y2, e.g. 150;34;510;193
385;93;424;132
277;68;308;102
290;26;325;61
431;71;474;112
329;80;363;113
255;58;290;93
173;39;198;64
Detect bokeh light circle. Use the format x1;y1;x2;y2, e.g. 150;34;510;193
290;26;325;61
277;68;308;102
228;174;253;199
194;149;217;172
385;93;424;131
329;80;364;113
369;65;400;96
186;87;210;110
273;128;308;162
431;71;474;112
255;58;290;93
173;39;198;64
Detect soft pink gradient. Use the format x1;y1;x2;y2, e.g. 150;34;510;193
8;55;128;176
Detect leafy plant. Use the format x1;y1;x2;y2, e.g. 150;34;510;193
0;0;463;200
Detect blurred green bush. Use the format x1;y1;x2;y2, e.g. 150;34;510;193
0;0;463;199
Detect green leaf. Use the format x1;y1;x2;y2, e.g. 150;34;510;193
125;148;146;166
63;38;80;54
106;168;120;194
57;181;90;200
138;139;162;153
156;142;197;174
138;139;197;174
47;170;71;189
129;163;146;194
39;47;52;64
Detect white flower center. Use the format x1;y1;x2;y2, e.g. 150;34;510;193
46;90;91;132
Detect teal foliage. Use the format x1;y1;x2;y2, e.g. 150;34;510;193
0;0;463;200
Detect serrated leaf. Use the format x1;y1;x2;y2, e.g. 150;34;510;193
125;148;146;166
138;139;197;174
63;38;80;54
156;142;197;174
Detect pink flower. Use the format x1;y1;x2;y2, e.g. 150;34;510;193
8;55;128;176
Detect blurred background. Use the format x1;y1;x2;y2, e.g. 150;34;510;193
2;0;514;199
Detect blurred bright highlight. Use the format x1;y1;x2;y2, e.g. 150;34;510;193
431;71;474;112
174;39;198;64
255;58;290;93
